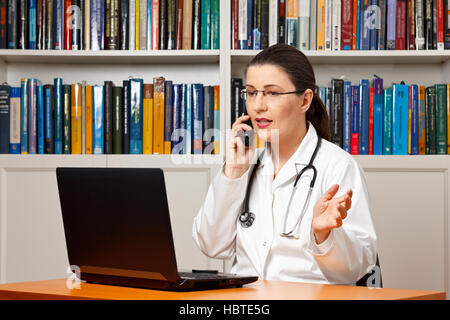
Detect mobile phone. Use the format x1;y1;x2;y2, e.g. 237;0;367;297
237;110;255;147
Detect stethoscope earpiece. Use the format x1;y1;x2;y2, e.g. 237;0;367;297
239;211;255;228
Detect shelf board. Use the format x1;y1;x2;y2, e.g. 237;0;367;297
231;50;450;65
0;49;221;64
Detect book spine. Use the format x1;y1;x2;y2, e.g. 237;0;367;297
437;0;444;48
84;0;91;49
432;0;437;49
81;80;85;153
44;0;53;49
351;85;359;155
260;0;269;49
310;0;317;50
373;78;383;155
36;0;43;50
435;84;447;153
278;0;285;44
179;84;187;154
343;81;351;153
72;0;81;49
164;80;173;154
201;0;211;49
70;83;82;154
415;0;425;49
53;78;63;153
175;0;182;49
104;80;113;154
341;0;353;49
418;85;426;154
112;86;123;154
147;0;152;50
212;0;220;49
368;87;373;154
268;0;277;46
445;0;450;48
317;0;325;49
62;84;71;154
44;85;54;154
29;0;36;49
369;0;378;50
192;83;203;154
286;0;298;47
239;0;248;49
407;0;415;49
426;86;436;154
387;0;396;49
324;0;332;49
202;85;211;152
139;0;147;49
160;0;167;49
448;84;450;153
411;84;419;154
395;0;406;49
27;79;37;154
426;0;432;49
182;0;192;49
64;0;71;49
359;79;369;154
247;0;253;48
18;0;28;49
130;78;143;154
378;0;387;50
332;79;344;148
172;84;182;153
299;0;310;51
331;0;340;50
119;0;128;49
9;88;21;154
392;84;409;155
136;0;139;50
37;85;44;154
383;88;393;154
93;85;104;154
122;80;130;153
143;83;153;154
360;0;370;50
153;77;165;154
230;78;243;126
186;84;192;153
232;0;238;49
167;0;175;49
213;85;220;154
106;0;119;49
0;85;10;153
129;0;136;50
85;85;93;154
152;0;159;49
355;0;360;49
6;1;16;48
253;0;261;49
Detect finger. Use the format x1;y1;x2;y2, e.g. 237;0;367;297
334;193;352;210
232;123;254;135
322;184;339;201
231;114;251;130
337;205;348;220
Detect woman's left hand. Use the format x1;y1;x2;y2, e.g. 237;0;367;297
311;184;353;245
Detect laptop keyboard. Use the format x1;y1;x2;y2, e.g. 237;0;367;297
178;272;231;280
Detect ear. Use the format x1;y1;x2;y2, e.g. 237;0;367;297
299;89;314;113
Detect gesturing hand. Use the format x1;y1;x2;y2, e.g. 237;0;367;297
311;184;353;245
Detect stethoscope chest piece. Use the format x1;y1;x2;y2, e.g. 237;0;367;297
239;211;255;228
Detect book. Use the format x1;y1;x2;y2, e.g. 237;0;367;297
81;80;86;154
176;0;183;49
418;85;426;154
435;83;447;154
129;0;136;50
416;0;425;49
425;86;437;154
167;0;175;49
6;0;18;49
164;80;173;154
299;0;311;50
395;0;406;49
143;83;154;154
268;0;277;46
350;85;359;155
37;84;44;154
378;0;387;50
317;0;325;49
448;84;450;153
369;0;378;50
186;83;192;154
368;87;373;154
29;0;37;49
54;0;64;49
331;0;340;50
85;0;92;50
71;83;82;154
360;0;370;50
253;0;262;49
331;78;344;148
341;0;353;49
247;0;254;48
410;84;419;154
93;84;104;154
286;0;298;47
172;84;182;153
359;79;369;154
192;83;203;154
28;79;38;154
62;84;71;154
85;85;93;154
383;88;393;154
343;81;351;153
182;0;193;49
373;77;383;155
105;0;120;49
152;0;160;49
445;0;450;48
407;0;415;49
130;78;143;154
122;80;130;153
386;0;396;49
213;85;220;155
160;0;168;49
64;0;72;49
112;86;123;154
278;0;286;44
54;78;63;154
153;77;165;154
0;0;6;49
392;83;409;155
139;0;148;50
239;0;248;49
9;87;21;154
425;0;433;49
0;84;10;153
180;84;188;154
120;0;128;49
72;0;82;50
309;0;317;50
211;0;219;49
104;80;113;154
260;0;269;49
203;85;213;153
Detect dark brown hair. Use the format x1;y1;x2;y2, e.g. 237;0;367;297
245;43;331;141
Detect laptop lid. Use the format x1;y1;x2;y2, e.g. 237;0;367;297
56;167;182;284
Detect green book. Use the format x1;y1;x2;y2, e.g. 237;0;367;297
426;86;437;154
210;0;219;49
62;85;71;154
383;89;393;155
112;86;123;154
201;0;211;49
435;84;448;154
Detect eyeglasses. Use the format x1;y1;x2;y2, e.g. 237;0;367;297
240;88;305;103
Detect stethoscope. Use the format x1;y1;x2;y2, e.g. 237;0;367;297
239;136;322;239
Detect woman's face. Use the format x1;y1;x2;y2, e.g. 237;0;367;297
245;64;311;143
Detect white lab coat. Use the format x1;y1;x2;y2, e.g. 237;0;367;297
192;122;377;285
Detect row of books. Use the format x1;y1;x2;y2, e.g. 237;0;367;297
0;78;220;155
232;77;450;155
0;0;220;50
231;0;450;51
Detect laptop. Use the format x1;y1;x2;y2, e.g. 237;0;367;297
56;167;258;291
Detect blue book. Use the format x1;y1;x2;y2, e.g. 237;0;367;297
20;79;29;154
319;87;327;104
9;88;21;154
44;85;54;154
383;88;393;154
129;79;143;154
180;84;187;154
392;83;409;155
356;0;361;50
93;85;104;154
37;85;44;154
28;79;37;154
171;84;182;154
253;29;261;50
29;0;37;49
247;0;253;49
360;0;370;50
373;78;383;155
54;0;64;49
0;85;10;154
411;84;419;155
377;0;387;50
147;0;152;50
369;0;378;50
343;81;351;153
351;85;360;154
359;79;369;154
186;84;192;154
54;78;63;154
192;83;204;155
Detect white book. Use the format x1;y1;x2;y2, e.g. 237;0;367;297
298;0;310;50
268;0;278;46
309;0;317;50
324;0;332;50
239;0;248;49
415;0;425;50
332;0;341;50
84;0;90;50
129;0;136;51
139;0;147;50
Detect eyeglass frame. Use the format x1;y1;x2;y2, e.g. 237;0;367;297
240;88;307;101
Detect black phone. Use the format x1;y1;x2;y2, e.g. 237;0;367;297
237;110;255;147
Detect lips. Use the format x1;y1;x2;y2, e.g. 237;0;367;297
255;118;273;129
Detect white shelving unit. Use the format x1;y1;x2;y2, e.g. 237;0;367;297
0;0;449;297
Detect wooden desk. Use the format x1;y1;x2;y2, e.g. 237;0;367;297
0;279;445;300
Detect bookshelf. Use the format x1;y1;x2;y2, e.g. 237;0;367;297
0;0;449;297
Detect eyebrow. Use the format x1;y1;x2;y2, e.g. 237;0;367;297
245;84;282;88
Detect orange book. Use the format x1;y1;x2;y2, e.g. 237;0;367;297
317;0;325;50
85;85;93;154
213;85;220;155
182;0;193;49
352;0;357;50
447;84;450;154
71;84;82;154
143;84;154;154
135;0;140;50
153;77;165;154
418;86;426;154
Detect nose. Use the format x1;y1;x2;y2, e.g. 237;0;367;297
250;93;268;113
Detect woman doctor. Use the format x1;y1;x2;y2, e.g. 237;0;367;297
192;44;378;285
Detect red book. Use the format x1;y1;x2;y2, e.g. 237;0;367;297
396;0;406;50
437;0;444;49
350;86;359;155
64;0;72;50
152;0;159;50
368;87;374;155
352;0;358;50
341;0;353;49
232;0;239;49
176;0;183;49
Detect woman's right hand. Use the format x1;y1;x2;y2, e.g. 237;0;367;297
223;114;256;179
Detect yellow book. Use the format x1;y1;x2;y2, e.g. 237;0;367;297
136;0;140;50
213;85;220;155
143;84;154;154
418;86;426;154
85;85;93;154
153;77;165;154
447;84;450;154
71;84;82;154
317;0;325;50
